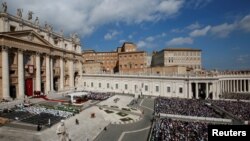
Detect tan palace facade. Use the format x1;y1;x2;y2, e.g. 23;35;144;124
0;11;83;100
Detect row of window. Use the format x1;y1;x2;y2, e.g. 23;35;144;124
119;54;144;58
171;51;200;56
98;60;117;64
167;57;200;61
119;63;146;68
84;82;183;93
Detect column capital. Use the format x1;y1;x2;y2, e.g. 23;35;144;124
2;46;9;51
18;48;24;53
36;52;41;56
59;56;64;60
45;54;51;57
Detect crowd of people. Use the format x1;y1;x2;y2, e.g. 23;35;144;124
151;118;209;141
0;99;10;103
22;106;73;118
87;92;111;100
210;100;250;121
151;97;250;140
155;97;221;118
221;93;250;100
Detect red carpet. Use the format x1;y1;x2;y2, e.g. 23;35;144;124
32;95;67;103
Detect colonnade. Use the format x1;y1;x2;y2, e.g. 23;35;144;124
220;79;250;93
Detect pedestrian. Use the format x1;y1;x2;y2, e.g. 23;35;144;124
37;123;42;131
48;118;51;127
75;118;79;125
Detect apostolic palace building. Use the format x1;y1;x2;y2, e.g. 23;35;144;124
1;5;250;102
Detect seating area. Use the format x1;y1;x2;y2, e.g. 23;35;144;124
151;97;250;140
21;112;62;126
87;92;111;100
0;103;75;130
210;100;250;121
150;118;209;141
154;97;221;118
23;106;73;118
0;109;33;121
221;93;250;100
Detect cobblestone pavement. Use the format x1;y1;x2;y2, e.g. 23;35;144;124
0;96;154;141
94;98;154;141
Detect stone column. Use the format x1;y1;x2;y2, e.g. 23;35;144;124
226;80;228;92
239;79;242;92
45;55;50;94
206;83;209;99
188;82;192;99
59;57;64;90
231;80;235;92
18;49;25;99
227;80;230;92
68;60;74;89
234;80;237;92
216;81;220;99
221;81;224;93
236;80;238;92
230;80;232;92
224;80;227;93
35;53;41;91
220;81;223;94
244;80;247;92
195;82;199;99
248;80;250;92
2;46;10;99
225;80;227;93
211;81;219;99
50;57;54;91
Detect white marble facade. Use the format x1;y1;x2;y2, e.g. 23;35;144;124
79;74;250;100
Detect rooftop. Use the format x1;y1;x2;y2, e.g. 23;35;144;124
164;48;202;51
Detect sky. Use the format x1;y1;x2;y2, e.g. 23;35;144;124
2;0;250;70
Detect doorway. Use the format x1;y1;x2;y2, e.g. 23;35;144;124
10;85;16;99
25;78;33;96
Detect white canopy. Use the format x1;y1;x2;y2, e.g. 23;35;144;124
68;92;89;103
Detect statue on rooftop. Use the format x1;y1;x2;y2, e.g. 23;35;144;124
28;11;34;20
45;21;48;30
34;17;39;26
17;8;23;18
71;32;80;42
48;25;53;33
60;29;64;37
2;2;7;13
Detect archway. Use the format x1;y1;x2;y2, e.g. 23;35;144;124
54;77;59;91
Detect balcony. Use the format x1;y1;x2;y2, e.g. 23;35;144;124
10;65;18;77
53;67;60;76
